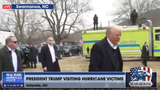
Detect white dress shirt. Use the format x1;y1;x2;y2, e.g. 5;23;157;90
107;38;118;49
146;46;149;52
48;44;56;63
7;47;18;72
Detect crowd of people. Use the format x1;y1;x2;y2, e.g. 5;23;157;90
22;44;40;68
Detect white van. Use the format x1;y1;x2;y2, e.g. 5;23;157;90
0;29;15;48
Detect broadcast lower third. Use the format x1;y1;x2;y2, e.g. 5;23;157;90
25;76;124;81
2;4;54;9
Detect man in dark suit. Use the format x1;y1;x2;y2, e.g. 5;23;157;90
40;37;60;72
89;25;123;72
0;36;23;86
28;44;38;68
141;42;149;66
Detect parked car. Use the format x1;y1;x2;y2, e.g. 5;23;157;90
18;44;30;66
16;46;25;63
56;45;64;59
63;45;73;56
70;45;81;56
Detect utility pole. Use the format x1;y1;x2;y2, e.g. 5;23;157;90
108;21;110;26
100;22;102;29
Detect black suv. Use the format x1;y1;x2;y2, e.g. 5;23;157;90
63;45;73;56
56;45;64;59
70;45;82;56
18;44;30;65
16;46;25;63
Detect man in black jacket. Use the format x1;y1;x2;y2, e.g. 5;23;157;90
130;9;138;25
28;44;38;68
141;42;149;66
40;37;60;72
89;25;123;72
0;36;23;86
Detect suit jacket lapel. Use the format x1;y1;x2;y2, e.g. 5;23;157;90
46;45;51;56
15;49;21;70
53;45;57;57
46;44;57;59
103;37;117;69
4;46;14;70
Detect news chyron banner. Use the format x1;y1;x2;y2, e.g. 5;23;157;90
2;4;54;9
2;67;157;89
2;72;125;88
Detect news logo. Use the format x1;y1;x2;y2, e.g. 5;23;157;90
129;67;153;87
2;4;11;9
2;72;24;88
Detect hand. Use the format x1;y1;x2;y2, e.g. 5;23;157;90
0;80;2;86
44;67;47;71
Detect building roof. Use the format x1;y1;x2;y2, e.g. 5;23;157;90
61;31;82;43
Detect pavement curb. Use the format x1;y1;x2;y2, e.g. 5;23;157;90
123;58;160;62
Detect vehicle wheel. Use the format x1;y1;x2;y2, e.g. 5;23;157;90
69;52;72;56
86;57;90;59
60;53;63;59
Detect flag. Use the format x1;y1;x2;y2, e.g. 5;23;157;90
79;38;83;45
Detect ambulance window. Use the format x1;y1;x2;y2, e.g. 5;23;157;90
155;34;160;41
155;30;160;33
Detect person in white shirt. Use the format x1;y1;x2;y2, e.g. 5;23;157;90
89;25;123;72
0;36;23;86
141;42;149;66
40;37;60;72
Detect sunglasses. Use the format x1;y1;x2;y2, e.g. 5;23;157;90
10;41;17;43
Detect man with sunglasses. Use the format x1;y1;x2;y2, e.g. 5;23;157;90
0;36;23;86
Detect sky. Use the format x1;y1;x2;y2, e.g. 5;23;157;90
0;0;120;30
0;0;2;15
84;0;120;28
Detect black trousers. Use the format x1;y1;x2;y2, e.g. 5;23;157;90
30;59;37;68
24;53;30;67
131;20;136;25
43;62;60;72
142;58;148;66
38;53;41;62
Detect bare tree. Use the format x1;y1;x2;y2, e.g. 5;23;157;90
112;0;160;24
24;11;46;44
5;0;41;43
42;0;92;44
0;17;10;30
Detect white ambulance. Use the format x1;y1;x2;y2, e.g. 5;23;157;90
0;29;15;48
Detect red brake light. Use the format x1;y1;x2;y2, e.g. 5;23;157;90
143;27;146;30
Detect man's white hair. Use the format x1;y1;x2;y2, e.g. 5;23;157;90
106;25;123;34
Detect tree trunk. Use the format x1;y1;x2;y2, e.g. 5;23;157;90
54;38;61;45
19;26;24;43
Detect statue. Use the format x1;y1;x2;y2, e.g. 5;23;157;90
130;9;138;25
93;14;98;30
